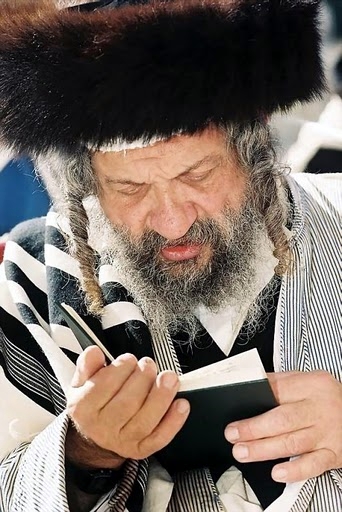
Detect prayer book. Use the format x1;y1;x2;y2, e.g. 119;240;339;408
58;302;277;472
156;348;277;472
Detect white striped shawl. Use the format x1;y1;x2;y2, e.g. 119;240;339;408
0;173;341;511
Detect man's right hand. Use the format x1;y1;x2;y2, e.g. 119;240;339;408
65;346;190;469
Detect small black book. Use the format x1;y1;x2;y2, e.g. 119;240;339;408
58;302;277;473
156;350;277;472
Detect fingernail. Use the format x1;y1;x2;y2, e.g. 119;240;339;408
139;356;154;368
233;444;249;460
176;399;190;414
272;467;288;481
161;373;178;389
225;426;240;442
116;353;136;363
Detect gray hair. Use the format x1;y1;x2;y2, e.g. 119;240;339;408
225;122;290;275
37;121;290;315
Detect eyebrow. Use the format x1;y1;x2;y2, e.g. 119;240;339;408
103;153;224;186
182;153;224;174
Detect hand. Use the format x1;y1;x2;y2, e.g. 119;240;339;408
224;370;342;483
66;346;190;467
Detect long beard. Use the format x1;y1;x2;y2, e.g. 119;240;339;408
89;193;277;344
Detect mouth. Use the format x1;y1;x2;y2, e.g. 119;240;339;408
160;244;203;262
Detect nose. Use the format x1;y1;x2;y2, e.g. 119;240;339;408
148;194;198;241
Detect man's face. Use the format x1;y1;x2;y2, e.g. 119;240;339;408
92;127;247;273
91;127;271;338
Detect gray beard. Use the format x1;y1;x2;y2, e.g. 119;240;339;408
87;193;278;344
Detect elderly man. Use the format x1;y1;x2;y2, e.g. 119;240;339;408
0;1;341;511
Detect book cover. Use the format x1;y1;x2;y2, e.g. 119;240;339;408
156;377;277;472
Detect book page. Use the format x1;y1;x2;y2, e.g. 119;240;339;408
179;348;267;392
59;303;267;392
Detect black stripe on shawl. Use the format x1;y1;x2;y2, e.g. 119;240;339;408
61;348;79;366
9;217;47;265
102;321;155;361
4;261;49;324
47;266;89;322
45;224;70;253
101;282;135;304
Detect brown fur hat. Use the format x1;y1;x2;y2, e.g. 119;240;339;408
0;0;325;155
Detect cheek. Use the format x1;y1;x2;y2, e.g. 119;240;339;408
228;185;247;211
220;170;247;211
99;192;145;235
201;173;247;216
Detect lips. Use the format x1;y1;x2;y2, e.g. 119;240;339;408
161;244;202;261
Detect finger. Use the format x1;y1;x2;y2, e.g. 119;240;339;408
137;398;190;458
123;370;180;439
82;353;138;406
267;370;334;404
232;427;315;463
106;357;158;424
267;372;307;403
271;449;337;483
225;401;314;443
71;346;106;387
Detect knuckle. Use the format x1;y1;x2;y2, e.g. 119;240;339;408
313;370;334;387
142;363;158;380
149;429;169;450
137;434;163;459
125;396;143;412
157;371;178;392
310;454;326;477
275;407;293;431
283;433;301;456
325;448;338;469
241;420;258;439
127;421;151;441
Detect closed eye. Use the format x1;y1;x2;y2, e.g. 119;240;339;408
116;183;146;196
180;166;217;183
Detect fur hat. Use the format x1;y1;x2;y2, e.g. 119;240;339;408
0;0;325;156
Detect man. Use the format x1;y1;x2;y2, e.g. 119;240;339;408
0;1;341;511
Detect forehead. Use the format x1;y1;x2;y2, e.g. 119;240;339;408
91;127;229;180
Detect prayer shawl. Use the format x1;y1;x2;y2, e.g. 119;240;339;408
0;173;341;512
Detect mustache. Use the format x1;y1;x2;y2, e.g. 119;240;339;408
128;216;231;253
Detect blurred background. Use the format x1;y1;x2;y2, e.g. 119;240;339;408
0;0;341;247
273;0;342;171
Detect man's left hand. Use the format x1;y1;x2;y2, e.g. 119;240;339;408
224;370;342;483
